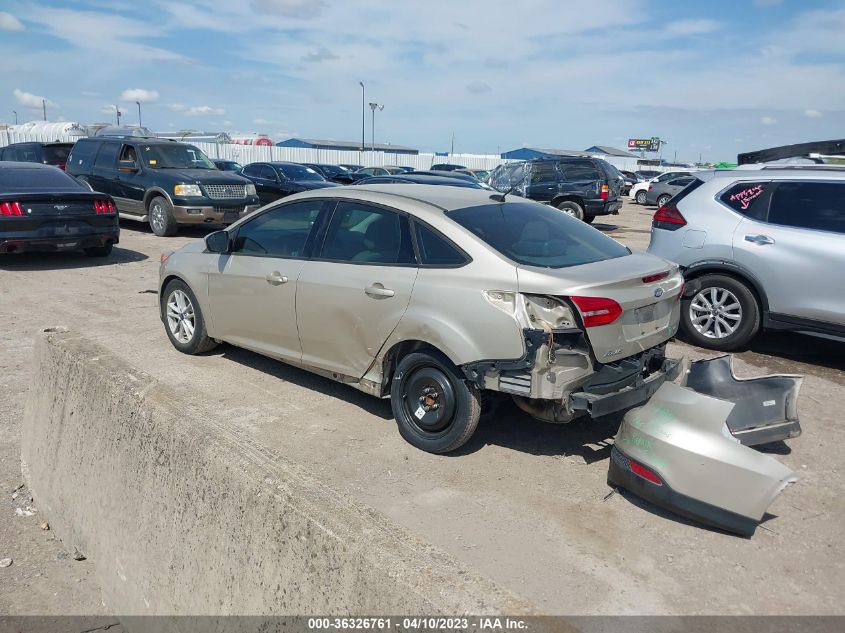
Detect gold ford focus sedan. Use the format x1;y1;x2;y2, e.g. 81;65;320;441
159;185;683;453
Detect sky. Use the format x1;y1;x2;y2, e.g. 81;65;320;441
1;0;843;162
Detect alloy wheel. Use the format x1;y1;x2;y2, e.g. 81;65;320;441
166;289;196;344
689;287;742;339
150;201;165;234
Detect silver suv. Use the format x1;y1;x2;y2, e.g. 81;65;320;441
159;185;683;453
647;166;845;350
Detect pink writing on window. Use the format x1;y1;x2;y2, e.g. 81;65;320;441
729;185;765;210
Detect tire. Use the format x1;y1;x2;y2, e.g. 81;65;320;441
657;194;671;208
160;279;217;354
390;350;481;454
556;200;585;221
83;243;113;257
148;196;178;237
635;190;647;205
680;274;760;351
583;214;596;224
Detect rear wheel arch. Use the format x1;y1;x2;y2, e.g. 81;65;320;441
379;339;461;395
551;194;585;208
684;263;768;313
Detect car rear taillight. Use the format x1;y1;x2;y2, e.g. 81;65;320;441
569;296;623;328
0;201;23;216
642;271;669;284
93;199;116;214
600;183;609;200
629;459;663;486
652;204;686;231
56;163;67;171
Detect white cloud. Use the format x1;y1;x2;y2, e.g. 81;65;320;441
761;116;777;125
466;81;492;94
249;0;327;19
664;19;719;37
13;88;56;108
301;47;339;63
121;88;160;103
171;103;225;116
0;11;24;30
804;109;823;118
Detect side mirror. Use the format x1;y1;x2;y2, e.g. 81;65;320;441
205;230;231;254
118;160;138;173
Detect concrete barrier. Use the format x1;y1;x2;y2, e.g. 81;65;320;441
21;329;534;615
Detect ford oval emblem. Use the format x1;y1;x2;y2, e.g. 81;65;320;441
224;187;233;195
654;288;665;298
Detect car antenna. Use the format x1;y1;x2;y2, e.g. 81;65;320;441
489;185;514;203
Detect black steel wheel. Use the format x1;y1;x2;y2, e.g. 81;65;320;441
390;350;481;454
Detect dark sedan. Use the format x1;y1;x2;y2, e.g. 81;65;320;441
213;159;243;172
239;162;339;205
352;174;485;188
645;176;697;206
0;162;119;256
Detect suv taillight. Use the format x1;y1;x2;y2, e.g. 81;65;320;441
569;296;623;328
600;183;609;200
93;199;116;214
0;201;23;216
653;204;686;231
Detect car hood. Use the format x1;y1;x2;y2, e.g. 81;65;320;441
155;168;249;184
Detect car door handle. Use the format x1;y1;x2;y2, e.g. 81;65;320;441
744;234;775;245
365;283;395;298
265;271;288;285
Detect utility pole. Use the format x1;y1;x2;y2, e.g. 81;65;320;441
369;102;383;153
12;110;17;125
115;105;121;126
136;101;142;127
451;132;455;155
359;82;365;154
42;99;46;121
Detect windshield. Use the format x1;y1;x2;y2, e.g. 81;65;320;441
0;166;85;192
141;144;216;169
448;201;629;268
278;164;325;181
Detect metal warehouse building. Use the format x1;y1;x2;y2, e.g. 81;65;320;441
277;137;419;155
501;146;637;160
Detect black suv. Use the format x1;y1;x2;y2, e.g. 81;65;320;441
67;137;259;236
0;142;75;171
488;157;622;223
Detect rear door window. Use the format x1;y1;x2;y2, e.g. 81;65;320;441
448;201;629;268
529;162;558;184
767;182;845;235
258;165;277;180
17;145;39;162
242;164;260;177
232;200;324;257
319;202;415;265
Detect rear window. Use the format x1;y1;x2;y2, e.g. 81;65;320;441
42;145;72;163
448;201;629;269
0;166;85;193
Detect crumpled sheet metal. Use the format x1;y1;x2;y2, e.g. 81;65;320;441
683;355;803;446
610;381;798;536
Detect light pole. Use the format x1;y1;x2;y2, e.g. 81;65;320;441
369;102;383;154
115;104;122;126
12;110;17;125
42;99;46;121
136;101;142;127
358;82;365;154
